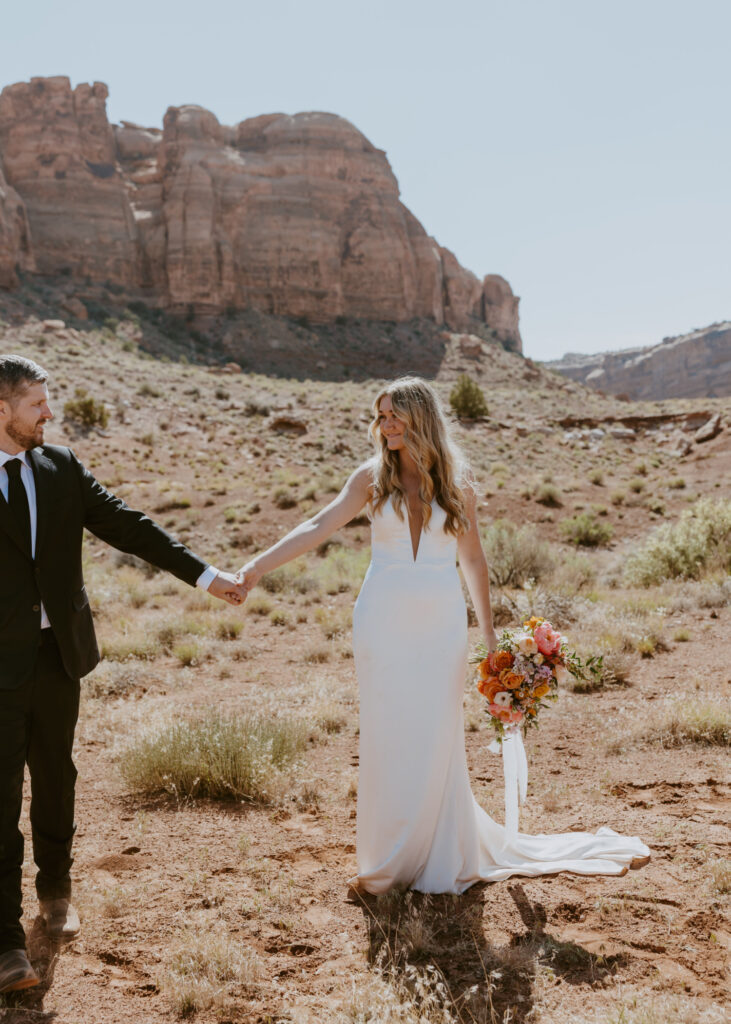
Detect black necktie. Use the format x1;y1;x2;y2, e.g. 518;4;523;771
6;459;32;556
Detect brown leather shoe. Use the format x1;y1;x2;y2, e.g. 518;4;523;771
39;898;80;937
0;949;40;993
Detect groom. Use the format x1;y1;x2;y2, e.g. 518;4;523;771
0;355;242;993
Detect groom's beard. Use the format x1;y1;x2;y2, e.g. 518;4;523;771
6;415;48;450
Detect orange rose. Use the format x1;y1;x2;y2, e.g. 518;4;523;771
532;682;551;698
477;676;503;702
492;650;514;672
500;670;525;690
478;657;491;679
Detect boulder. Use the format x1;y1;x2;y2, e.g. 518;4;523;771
457;334;483;358
268;414;308;435
61;296;88;319
42;319;65;332
694;412;723;443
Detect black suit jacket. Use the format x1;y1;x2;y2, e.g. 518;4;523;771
0;444;209;688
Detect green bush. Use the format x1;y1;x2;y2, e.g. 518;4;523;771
481;519;554;587
63;388;109;429
624;498;731;586
449;375;488;420
559;513;613;548
120;713;310;802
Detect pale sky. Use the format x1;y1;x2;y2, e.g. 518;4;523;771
2;0;729;360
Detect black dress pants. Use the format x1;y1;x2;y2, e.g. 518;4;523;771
0;631;80;953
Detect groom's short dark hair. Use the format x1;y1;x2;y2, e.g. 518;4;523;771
0;355;49;404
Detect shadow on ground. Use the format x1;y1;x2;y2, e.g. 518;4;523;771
356;882;628;1023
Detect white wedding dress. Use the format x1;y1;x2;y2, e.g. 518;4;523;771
351;497;650;894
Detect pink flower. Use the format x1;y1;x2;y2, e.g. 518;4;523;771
534;622;562;657
488;704;525;724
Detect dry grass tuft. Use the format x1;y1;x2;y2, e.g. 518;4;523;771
120;712;311;802
709;858;731;895
159;930;263;1016
610;699;730;752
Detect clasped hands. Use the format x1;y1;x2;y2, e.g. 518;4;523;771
207;563;260;606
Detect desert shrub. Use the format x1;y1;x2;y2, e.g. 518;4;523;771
624;498;731;586
244;399;270;417
449;374;488;419
316;546;370;595
549;552;597;594
644;699;729;748
173;641;201;666
101;631;159;661
611;699;729;753
710;858;731;895
535;483;563;507
481;520;554;588
260;562;318;595
120;712;310;802
628;477;645;493
589;469;604;486
63;388;109;429
216;617;243;640
246;594;273;616
159;931;263;1016
512;584;579;628
560;513;613;547
273;486;298;509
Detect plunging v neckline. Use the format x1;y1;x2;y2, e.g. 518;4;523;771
407;504;424;563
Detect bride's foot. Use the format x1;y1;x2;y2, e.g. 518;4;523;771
346;881;368;902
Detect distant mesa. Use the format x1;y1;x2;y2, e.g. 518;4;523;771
0;76;521;351
545;323;731;401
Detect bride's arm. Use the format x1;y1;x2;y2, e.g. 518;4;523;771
457;484;498;651
236;462;372;591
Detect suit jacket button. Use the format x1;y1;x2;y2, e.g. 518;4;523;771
32;604;40;612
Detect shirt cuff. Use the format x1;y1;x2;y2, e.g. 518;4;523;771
196;565;219;591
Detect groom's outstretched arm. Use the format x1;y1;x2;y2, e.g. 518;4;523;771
70;449;235;595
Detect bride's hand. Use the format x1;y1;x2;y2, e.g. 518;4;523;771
484;629;498;653
235;561;262;597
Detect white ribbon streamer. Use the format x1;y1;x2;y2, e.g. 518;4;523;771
488;729;528;839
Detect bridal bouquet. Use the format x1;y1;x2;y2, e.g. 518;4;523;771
476;617;600;742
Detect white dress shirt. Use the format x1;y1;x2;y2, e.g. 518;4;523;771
0;450;218;631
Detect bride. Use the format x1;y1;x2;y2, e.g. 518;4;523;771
236;377;649;894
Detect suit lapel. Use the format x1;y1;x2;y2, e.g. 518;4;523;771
27;446;54;559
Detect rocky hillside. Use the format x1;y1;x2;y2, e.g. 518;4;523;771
546;322;731;400
0;76;521;349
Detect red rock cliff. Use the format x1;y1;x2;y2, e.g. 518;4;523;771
0;77;521;349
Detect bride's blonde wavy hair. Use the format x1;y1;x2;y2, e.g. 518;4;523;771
368;376;471;537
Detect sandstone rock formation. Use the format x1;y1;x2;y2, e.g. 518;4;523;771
0;77;522;349
0;164;33;287
547;323;731;400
